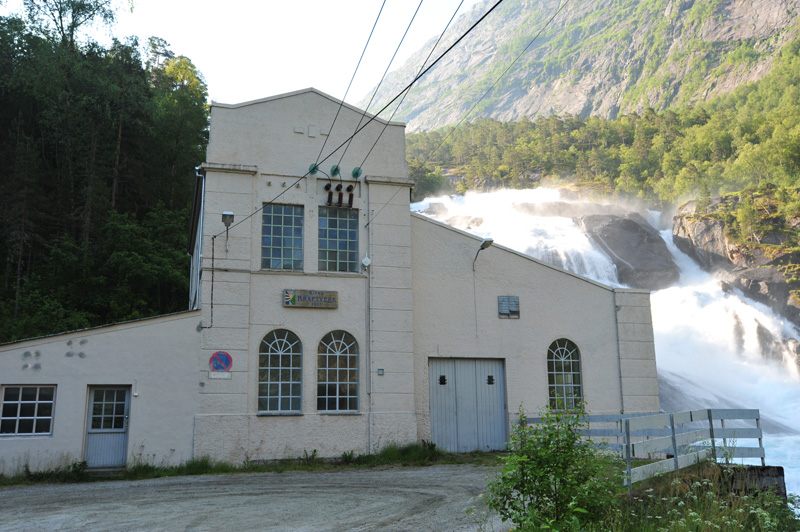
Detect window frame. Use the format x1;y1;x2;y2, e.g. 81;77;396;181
547;338;583;411
261;203;304;271
258;329;303;414
0;385;56;436
318;207;359;273
317;330;359;412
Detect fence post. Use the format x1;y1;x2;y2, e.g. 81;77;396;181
669;413;679;472
707;410;717;462
721;419;728;464
756;413;765;467
625;418;632;496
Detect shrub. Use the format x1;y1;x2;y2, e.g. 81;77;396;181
486;405;619;531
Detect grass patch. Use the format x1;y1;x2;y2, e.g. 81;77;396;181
592;462;800;532
0;441;501;487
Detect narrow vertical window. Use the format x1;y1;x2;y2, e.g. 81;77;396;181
317;331;359;411
262;204;303;270
318;207;358;272
259;330;303;412
547;339;583;411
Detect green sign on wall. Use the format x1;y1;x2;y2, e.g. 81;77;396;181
283;289;338;309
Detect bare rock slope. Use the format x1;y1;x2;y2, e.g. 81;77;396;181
366;0;800;132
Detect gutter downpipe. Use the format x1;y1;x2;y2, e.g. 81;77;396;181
365;176;373;454
613;290;625;414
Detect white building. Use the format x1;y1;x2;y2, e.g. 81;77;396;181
0;89;659;472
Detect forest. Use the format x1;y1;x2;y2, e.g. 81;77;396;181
0;1;208;342
4;2;800;344
407;34;800;208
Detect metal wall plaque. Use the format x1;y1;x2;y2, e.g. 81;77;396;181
283;289;338;309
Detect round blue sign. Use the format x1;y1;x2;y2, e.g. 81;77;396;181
209;351;232;372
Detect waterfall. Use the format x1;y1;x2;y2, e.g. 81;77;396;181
413;188;799;496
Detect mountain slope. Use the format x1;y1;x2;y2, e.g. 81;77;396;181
364;0;800;132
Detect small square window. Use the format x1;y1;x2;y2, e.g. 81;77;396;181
498;296;520;319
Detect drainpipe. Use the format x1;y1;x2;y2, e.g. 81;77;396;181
364;176;373;453
613;290;625;414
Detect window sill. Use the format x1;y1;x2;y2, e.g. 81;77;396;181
0;433;53;438
318;411;361;416
256;269;364;278
257;412;303;416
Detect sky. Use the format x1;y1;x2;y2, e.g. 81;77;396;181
1;0;482;105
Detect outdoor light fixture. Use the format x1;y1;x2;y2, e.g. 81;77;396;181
222;212;234;251
221;212;234;228
472;238;494;271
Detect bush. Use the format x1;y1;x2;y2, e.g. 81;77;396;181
486;405;619;531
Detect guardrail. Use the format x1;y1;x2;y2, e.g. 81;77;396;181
526;408;765;494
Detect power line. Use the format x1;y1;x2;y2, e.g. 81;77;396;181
420;0;571;171
364;1;467;229
337;0;424;167
210;0;509;241
315;0;387;167
361;0;465;171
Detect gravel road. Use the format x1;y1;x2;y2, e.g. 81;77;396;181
0;464;512;532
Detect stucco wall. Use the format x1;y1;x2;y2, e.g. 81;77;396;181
411;214;659;441
0;312;200;474
195;89;416;462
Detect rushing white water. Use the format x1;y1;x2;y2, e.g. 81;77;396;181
413;188;800;496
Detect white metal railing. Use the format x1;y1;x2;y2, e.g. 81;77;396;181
526;408;765;494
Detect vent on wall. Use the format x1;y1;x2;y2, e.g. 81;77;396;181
498;296;520;319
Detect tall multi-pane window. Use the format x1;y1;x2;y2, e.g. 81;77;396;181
0;385;56;435
547;339;583;411
317;331;358;411
262;204;303;270
318;207;358;272
259;330;302;412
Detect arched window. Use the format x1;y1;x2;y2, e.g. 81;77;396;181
259;329;302;412
317;331;358;411
547;338;583;411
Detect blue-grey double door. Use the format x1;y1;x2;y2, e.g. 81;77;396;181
429;358;507;452
84;387;130;468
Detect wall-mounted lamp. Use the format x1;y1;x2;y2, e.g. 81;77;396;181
472;238;494;271
222;212;234;251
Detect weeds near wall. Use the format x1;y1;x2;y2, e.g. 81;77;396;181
485;405;619;531
0;441;484;487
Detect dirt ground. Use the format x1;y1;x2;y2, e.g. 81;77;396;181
0;464;512;532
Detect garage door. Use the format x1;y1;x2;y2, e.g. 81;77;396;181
429;358;507;452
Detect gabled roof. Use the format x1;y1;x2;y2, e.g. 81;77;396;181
210;87;405;128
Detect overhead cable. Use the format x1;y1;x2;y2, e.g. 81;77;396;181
315;0;387;168
364;0;466;228
422;0;571;170
337;0;425;167
211;0;508;241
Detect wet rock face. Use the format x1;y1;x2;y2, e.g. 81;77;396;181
576;213;680;289
673;213;800;328
673;216;732;271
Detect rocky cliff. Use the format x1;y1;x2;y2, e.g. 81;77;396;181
364;0;800;131
577;213;680;289
673;201;800;328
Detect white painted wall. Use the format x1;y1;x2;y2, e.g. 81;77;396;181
0;312;200;474
195;89;416;462
410;215;660;442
